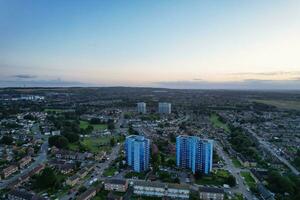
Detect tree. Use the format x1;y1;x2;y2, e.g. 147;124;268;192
0;135;14;145
110;138;116;147
90;118;101;124
128;124;138;135
151;152;161;172
107;119;115;130
86;125;94;133
194;171;203;180
267;170;295;194
48;135;69;149
24;114;36;120
63;133;79;143
169;133;176;143
226;175;236;187
35;168;59;190
78;186;87;194
174;177;180;184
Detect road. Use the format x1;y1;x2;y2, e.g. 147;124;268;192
246;128;300;176
61;111;126;200
60;141;121;200
214;142;255;200
0;140;48;189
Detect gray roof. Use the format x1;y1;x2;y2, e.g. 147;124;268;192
199;186;224;194
105;179;127;185
8;190;46;200
133;180;190;190
257;184;275;200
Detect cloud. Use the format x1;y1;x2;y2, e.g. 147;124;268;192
230;71;300;76
154;79;300;90
0;79;90;87
12;74;37;79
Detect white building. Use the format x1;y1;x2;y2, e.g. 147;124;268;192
137;102;146;114
133;180;189;199
158;102;171;114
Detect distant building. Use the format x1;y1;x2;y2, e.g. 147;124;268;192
125;135;150;172
158;102;171;114
133;180;190;199
176;135;213;174
199;186;225;200
104;179;128;192
137;102;146;114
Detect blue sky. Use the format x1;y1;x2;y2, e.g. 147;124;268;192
1;0;300;89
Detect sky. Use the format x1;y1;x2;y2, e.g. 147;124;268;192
0;0;300;89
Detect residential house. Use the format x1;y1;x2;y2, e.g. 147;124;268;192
19;156;32;168
1;165;18;179
7;190;45;200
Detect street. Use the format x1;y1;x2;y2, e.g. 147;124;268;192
0;140;48;189
60;140;121;200
214;142;255;200
246;128;300;176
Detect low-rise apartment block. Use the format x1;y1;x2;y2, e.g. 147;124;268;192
133;180;190;199
7;189;45;200
199;186;225;200
104;179;128;192
77;188;97;200
66;175;80;186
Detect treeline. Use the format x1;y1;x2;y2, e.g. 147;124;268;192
267;170;300;200
47;112;82;149
229;126;259;160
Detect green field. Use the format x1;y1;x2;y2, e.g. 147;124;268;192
81;136;112;153
195;169;230;186
80;120;107;131
241;171;256;189
232;158;242;168
44;108;64;113
68;136;112;153
103;167;117;177
253;99;300;110
210;113;230;132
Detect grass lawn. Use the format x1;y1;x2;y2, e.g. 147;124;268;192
241;171;256;189
209;113;230;133
131;196;162;200
253;99;300;110
232;193;244;200
103;167;117;177
92;190;109;200
80;120;108;131
68;135;123;153
195;169;230;186
68;143;79;151
232;158;242;168
81;136;112;153
44;108;64;113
